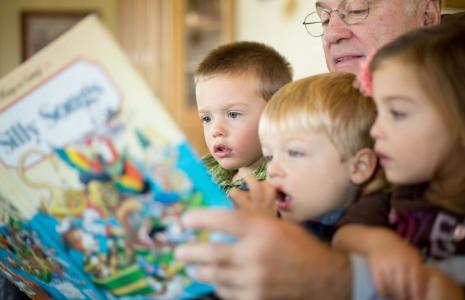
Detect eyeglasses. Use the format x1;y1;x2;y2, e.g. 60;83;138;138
303;0;370;37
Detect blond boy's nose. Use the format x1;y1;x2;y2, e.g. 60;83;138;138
267;160;283;179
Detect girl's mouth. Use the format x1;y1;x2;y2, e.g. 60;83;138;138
375;150;390;166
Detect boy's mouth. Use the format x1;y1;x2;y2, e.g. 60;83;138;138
214;144;232;158
275;188;292;210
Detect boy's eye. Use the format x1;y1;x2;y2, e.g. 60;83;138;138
228;111;241;119
264;155;273;163
288;149;304;157
200;115;211;123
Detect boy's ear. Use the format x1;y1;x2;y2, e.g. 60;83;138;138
349;148;378;185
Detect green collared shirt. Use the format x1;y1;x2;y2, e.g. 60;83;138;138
202;154;267;194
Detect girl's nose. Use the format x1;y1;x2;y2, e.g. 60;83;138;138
370;118;383;140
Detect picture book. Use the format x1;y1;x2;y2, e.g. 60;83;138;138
0;15;233;300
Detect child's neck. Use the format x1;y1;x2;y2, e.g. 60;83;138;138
232;158;265;182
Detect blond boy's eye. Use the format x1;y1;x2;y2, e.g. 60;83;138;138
288;150;304;157
228;111;241;118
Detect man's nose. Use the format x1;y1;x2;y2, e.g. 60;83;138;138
323;13;353;44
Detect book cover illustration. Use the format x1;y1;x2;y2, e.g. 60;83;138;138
0;15;233;299
0;195;102;299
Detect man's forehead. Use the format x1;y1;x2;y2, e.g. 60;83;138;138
315;0;339;9
316;0;387;9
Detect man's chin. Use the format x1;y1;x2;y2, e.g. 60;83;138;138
328;56;365;75
332;63;361;75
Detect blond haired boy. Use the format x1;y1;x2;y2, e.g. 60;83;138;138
235;72;384;239
195;41;292;194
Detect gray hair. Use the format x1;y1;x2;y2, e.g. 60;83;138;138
405;0;442;16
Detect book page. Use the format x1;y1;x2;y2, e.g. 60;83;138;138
0;15;232;299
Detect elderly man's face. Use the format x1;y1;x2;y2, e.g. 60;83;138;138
320;0;426;74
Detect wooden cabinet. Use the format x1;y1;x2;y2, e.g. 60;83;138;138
444;0;465;9
117;0;234;156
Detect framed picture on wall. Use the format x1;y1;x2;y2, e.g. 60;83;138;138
21;11;95;61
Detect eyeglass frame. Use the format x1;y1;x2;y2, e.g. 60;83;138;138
302;0;371;37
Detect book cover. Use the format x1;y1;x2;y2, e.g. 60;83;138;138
0;15;232;299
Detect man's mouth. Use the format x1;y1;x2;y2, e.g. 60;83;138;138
214;144;232;158
335;55;364;64
275;188;292;210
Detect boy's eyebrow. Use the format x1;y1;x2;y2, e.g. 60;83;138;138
283;136;311;145
197;102;249;114
223;102;248;109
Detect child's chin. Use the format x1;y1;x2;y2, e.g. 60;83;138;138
219;163;237;170
218;161;240;171
278;211;295;221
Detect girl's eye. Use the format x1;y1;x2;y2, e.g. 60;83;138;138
228;111;241;119
264;155;273;163
390;109;407;120
288;150;304;157
200;115;211;123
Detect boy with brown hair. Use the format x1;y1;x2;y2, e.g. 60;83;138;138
195;41;292;195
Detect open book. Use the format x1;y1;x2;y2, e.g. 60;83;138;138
0;15;232;299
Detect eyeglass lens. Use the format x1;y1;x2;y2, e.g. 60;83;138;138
303;0;369;37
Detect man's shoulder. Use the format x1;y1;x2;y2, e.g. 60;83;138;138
441;11;465;24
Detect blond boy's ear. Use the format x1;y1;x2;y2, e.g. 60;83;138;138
349;148;378;185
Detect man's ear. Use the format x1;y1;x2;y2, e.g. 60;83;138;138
349;148;378;185
423;0;441;26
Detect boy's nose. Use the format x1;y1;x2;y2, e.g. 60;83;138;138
267;160;284;179
211;121;226;138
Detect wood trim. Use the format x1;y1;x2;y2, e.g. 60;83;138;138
444;0;465;9
223;0;236;42
116;0;235;155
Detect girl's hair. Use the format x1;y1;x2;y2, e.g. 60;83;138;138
370;22;465;213
195;41;292;101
